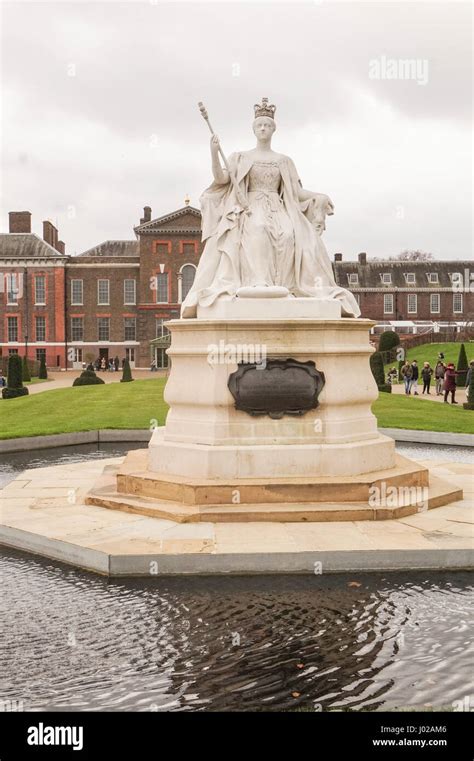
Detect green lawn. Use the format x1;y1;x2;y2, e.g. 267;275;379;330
1;376;472;439
384;342;474;385
373;393;473;434
24;378;52;386
0;379;168;439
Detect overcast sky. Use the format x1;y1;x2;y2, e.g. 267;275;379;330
0;0;472;260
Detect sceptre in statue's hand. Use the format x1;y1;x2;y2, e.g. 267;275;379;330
198;102;249;212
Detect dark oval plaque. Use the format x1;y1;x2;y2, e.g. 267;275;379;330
228;358;325;419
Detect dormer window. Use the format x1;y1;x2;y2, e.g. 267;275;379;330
405;273;416;284
427;272;439;284
381;273;392;285
348;273;359;286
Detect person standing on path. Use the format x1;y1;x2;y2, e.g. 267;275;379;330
410;360;419;395
443;363;459;404
435;360;446;395
421;362;433;394
401;361;413;395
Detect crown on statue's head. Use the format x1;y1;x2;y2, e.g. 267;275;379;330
254;97;276;119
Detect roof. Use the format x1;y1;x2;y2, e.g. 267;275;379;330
0;233;66;259
134;206;201;234
77;240;139;258
333;260;471;289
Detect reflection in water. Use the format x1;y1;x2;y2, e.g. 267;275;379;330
1;550;472;712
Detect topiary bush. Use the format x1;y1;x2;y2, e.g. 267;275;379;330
39;356;48;379
370;351;392;393
463;364;474;410
378;330;400;353
456;343;468;387
2;354;29;399
120;358;134;383
72;369;105;386
22;355;31;383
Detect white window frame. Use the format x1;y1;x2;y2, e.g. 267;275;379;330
453;293;463;314
97;279;110;306
35;316;46;342
97;316;110;341
156;318;170;338
34;275;46;305
71;317;84;342
123;279;136;305
407;294;417;314
7;316;18;342
6;273;19;305
156;273;169;304
405;273;416;284
71;279;83;306
348;273;359;286
430;294;440;314
383;294;394;314
382;273;392;285
124;317;136;341
427;272;439;284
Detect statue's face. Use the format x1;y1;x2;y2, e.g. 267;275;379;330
253;117;276;139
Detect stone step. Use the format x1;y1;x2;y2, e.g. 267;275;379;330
85;474;462;523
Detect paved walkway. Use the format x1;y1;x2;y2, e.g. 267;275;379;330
1;456;472;576
25;369;167;395
391;383;468;404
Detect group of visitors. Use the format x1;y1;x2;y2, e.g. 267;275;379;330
83;356;124;372
388;352;474;405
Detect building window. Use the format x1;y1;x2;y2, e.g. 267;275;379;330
383;294;394;314
6;273;19;304
35;275;46;304
71;279;83;305
156;242;170;256
181;242;196;256
181;264;196;301
405;273;416;284
71;317;84;341
453;293;463;314
7;316;18;342
8;348;18;355
98;317;110;341
35;316;46;342
124;279;136;305
382;273;392;285
71;348;82;362
156;318;170;338
430;294;440;314
348;273;359;286
156;273;169;303
125;347;135;362
36;348;46;363
427;272;439;284
124;317;136;341
407;294;417;314
97;279;110;305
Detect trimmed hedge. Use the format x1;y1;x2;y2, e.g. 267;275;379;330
2;354;29;399
370;351;392;393
39;356;48;379
379;330;400;353
456;343;468;387
22;355;31;382
72;369;105;386
120;358;134;383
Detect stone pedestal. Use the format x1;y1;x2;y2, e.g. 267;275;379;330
148;311;396;479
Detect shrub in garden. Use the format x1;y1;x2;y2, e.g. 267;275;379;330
378;330;400;353
39;356;48;379
22;355;31;382
72;369;105;386
2;354;29;399
370;351;392;393
455;343;468;387
120;358;134;383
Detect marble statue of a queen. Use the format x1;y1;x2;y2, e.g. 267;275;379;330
181;98;361;318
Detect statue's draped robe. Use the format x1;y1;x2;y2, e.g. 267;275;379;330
181;152;361;318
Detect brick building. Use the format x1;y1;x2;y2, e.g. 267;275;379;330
1;206;471;369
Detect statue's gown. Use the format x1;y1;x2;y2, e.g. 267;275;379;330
181;152;360;318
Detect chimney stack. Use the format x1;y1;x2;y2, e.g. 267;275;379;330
358;252;367;264
334;253;343;262
9;211;31;233
140;206;152;224
43;220;58;248
56;240;65;255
